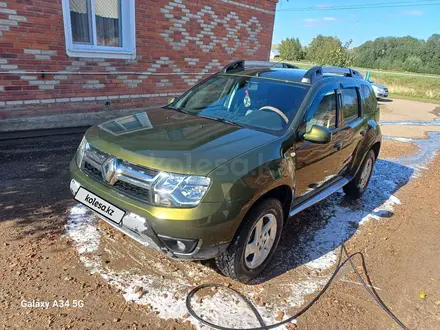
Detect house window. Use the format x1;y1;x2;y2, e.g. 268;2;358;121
62;0;136;59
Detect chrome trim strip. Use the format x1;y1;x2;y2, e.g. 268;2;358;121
117;174;152;190
289;178;349;217
84;155;102;170
116;162;157;183
86;145;109;163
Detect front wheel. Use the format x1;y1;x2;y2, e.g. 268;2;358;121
343;149;376;199
215;198;283;283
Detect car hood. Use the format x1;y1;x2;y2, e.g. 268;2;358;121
84;108;278;176
371;82;386;89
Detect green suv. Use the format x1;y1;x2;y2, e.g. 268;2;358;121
70;61;381;282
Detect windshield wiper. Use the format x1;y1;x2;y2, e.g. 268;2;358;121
198;115;245;128
164;105;191;115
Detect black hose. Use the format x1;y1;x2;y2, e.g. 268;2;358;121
185;243;408;330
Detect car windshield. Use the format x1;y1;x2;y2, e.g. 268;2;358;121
171;74;309;134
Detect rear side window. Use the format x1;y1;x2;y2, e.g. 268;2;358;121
361;84;377;114
341;88;360;122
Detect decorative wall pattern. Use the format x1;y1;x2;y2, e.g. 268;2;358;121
160;0;263;55
0;0;277;123
138;58;224;87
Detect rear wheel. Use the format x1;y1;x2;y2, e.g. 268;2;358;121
215;198;283;283
343;149;376;199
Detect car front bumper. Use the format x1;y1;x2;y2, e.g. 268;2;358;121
69;160;244;260
375;91;389;98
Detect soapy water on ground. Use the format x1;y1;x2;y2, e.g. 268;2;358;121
380;118;440;126
65;129;439;329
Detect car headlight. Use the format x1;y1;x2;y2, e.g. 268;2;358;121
76;137;88;168
153;172;211;207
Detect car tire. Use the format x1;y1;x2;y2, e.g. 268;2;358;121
215;198;283;283
343;149;376;199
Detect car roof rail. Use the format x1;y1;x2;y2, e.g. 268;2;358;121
222;60;245;73
301;65;363;84
221;60;296;73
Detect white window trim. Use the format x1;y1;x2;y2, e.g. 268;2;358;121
61;0;136;59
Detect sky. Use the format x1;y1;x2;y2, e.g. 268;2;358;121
272;0;439;47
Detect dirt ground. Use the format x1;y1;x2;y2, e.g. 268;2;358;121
1;98;439;330
381;125;440;139
377;140;420;159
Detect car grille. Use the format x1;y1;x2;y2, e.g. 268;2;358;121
113;180;151;201
81;145;158;204
84;161;102;180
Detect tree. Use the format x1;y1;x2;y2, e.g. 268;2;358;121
422;34;440;74
403;56;424;73
306;35;354;67
279;38;304;61
352;35;438;74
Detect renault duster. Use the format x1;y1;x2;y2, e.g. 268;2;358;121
70;61;382;282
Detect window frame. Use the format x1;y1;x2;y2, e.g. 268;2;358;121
302;88;339;133
61;0;136;59
340;86;361;124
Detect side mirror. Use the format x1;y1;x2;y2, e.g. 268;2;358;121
168;97;175;104
302;125;332;144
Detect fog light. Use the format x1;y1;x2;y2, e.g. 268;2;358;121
158;235;199;254
176;240;186;252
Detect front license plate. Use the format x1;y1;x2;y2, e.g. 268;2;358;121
75;187;125;224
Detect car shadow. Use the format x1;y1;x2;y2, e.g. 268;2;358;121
0;134;82;241
251;159;413;283
379;98;393;103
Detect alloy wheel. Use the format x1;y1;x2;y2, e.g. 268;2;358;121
244;213;277;269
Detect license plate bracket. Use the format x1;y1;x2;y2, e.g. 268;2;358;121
74;187;125;224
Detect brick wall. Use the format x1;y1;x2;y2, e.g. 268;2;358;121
0;0;277;131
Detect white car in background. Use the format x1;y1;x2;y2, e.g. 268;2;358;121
368;80;389;99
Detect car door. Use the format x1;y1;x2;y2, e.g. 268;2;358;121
294;85;341;199
332;83;366;177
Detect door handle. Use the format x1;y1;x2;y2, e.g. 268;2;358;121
334;141;342;151
360;129;367;137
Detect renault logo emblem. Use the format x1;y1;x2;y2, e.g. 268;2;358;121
102;157;119;185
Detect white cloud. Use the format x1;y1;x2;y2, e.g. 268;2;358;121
303;17;338;27
403;10;424;16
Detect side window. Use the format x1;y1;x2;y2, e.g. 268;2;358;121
341;88;360;122
306;91;337;132
361;84;376;114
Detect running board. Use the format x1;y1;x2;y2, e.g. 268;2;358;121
289;178;350;217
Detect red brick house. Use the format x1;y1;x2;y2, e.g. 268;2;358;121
0;0;278;132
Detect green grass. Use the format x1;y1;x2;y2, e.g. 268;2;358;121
368;72;440;103
277;60;440;103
